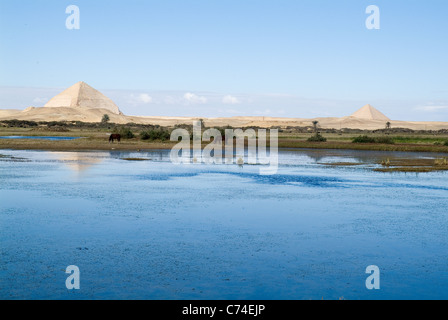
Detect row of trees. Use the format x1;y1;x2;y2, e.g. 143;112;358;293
307;121;392;143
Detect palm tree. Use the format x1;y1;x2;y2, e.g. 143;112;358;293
386;122;391;130
312;121;319;134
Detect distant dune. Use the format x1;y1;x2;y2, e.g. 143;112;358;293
1;82;447;131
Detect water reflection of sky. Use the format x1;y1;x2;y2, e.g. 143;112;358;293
1;149;448;299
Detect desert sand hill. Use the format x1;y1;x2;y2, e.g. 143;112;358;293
0;82;447;131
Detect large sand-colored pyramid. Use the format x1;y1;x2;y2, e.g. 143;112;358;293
44;81;121;115
351;104;390;121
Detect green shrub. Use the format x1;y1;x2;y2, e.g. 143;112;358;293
140;129;171;141
307;133;327;142
113;127;135;139
140;131;151;140
352;135;394;144
444;141;448;146
352;135;376;143
101;114;110;123
3;120;38;127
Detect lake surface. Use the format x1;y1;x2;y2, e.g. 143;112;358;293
0;136;81;141
1;148;448;300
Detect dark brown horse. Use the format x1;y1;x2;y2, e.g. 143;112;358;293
109;134;121;143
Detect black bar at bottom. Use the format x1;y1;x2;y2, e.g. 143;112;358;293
0;300;426;319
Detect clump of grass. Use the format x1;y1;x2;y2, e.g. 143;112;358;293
435;158;448;166
382;158;436;167
376;157;448;172
307;133;327;142
381;158;391;167
352;135;394;144
433;141;448;146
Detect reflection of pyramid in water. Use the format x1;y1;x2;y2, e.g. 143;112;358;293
51;152;103;172
44;81;122;115
350;104;390;121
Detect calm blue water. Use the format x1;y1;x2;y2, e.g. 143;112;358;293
1;148;448;300
0;136;81;141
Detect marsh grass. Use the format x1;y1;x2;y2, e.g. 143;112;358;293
434;158;448;166
392;136;448;144
375;157;448;172
375;167;448;173
2;126;448;154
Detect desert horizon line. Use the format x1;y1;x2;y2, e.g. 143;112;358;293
0;81;447;126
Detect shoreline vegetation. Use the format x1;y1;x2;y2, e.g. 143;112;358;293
318;158;448;173
1;119;448;172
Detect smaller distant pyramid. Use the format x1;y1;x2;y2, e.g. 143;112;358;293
44;81;121;115
351;104;390;121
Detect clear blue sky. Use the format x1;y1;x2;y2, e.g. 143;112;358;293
1;0;447;120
